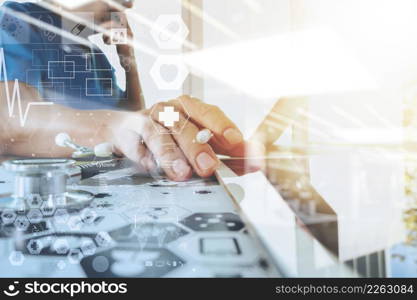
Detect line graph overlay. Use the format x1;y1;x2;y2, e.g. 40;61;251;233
0;48;53;127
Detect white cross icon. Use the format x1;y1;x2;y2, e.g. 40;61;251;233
158;106;179;127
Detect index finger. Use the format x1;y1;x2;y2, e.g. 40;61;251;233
169;95;244;149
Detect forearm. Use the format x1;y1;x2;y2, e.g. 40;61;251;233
0;82;120;157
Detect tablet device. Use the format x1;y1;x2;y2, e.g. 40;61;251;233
216;155;356;277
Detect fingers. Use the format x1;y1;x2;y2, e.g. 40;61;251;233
167;96;244;153
110;130;154;171
113;113;193;181
132;118;192;181
149;103;220;177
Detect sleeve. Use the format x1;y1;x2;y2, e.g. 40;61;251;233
0;1;43;85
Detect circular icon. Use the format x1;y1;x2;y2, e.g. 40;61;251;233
54;208;69;224
53;238;70;255
14;216;29;231
1;16;23;38
9;251;25;266
1;209;17;225
27;209;43;224
57;260;66;270
92;255;109;273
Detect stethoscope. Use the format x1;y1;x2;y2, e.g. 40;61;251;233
0;126;206;212
1;158;94;212
0;133;113;212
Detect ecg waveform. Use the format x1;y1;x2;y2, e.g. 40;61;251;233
0;48;53;127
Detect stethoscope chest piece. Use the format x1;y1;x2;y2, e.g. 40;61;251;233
1;158;94;211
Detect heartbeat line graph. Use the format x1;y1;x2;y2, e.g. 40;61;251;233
0;48;53;127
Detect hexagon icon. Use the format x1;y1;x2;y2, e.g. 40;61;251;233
180;213;245;232
171;234;259;266
54;208;69;224
52;238;70;255
27;209;43;224
150;55;189;90
149;97;190;135
133;223;188;247
27;239;43;255
40;199;56;217
80;238;97;256
67;215;83;231
68;248;84;264
80;208;97;224
26;194;43;209
95;231;114;248
1;209;17;225
125;205;191;223
9;250;25;266
151;14;189;49
14;215;29;231
109;223;188;247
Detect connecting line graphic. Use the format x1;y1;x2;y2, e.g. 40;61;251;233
0;48;53;127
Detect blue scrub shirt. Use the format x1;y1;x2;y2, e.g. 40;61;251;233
0;1;126;110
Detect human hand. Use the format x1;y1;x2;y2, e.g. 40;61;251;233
104;95;246;181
